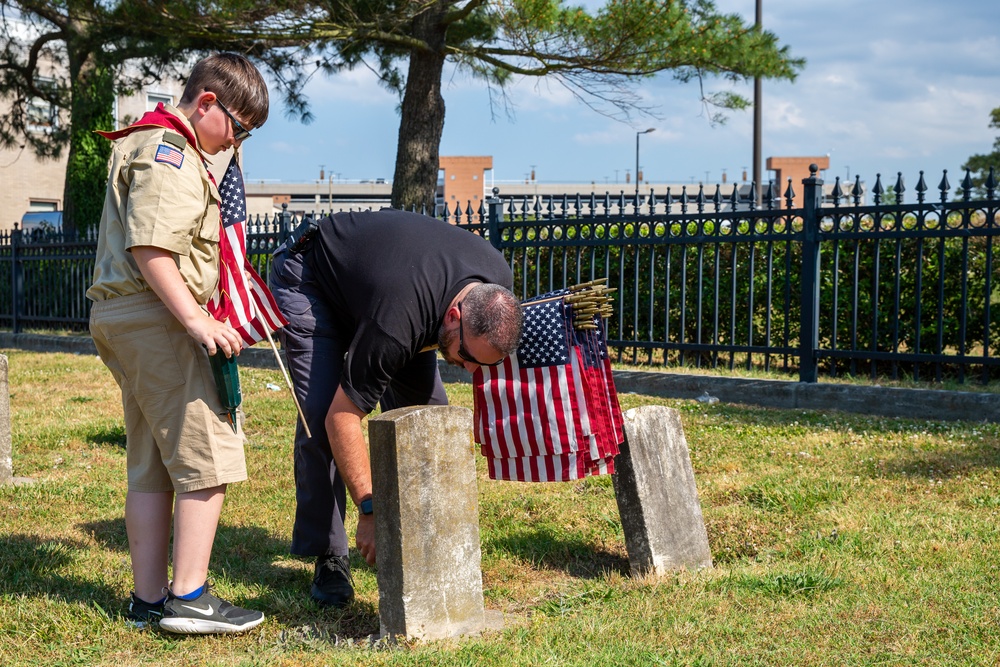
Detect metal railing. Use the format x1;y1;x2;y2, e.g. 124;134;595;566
461;168;1000;383
2;166;998;384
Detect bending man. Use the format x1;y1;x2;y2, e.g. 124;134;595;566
269;208;522;607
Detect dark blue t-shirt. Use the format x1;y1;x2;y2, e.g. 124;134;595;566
307;208;513;412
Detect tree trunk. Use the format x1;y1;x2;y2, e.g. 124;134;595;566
62;33;113;238
390;7;447;212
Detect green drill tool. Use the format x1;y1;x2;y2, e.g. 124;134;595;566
207;348;242;433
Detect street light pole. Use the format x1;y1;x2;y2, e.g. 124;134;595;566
753;0;762;205
636;128;655;197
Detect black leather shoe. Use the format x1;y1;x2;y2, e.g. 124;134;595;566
311;555;355;608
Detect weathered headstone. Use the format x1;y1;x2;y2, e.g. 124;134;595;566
0;355;10;485
368;405;485;640
612;405;713;575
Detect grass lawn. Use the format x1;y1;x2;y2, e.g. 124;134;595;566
1;348;999;666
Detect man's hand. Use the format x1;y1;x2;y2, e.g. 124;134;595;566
326;387;375;563
356;514;376;565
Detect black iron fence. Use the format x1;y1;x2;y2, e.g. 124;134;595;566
0;227;97;334
2;165;998;384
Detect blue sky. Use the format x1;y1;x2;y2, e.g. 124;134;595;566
242;0;1000;191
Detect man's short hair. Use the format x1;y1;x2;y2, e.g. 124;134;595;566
180;53;269;129
462;283;523;356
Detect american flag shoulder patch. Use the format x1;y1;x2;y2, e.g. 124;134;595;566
154;144;184;169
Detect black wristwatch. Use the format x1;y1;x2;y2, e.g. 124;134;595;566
359;497;374;516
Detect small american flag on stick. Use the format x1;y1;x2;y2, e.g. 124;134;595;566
206;156;288;345
473;280;623;482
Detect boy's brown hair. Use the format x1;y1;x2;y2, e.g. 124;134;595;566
180;52;269;129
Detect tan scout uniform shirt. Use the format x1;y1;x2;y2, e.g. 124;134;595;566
87;105;222;304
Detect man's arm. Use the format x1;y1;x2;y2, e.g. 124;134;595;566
325;385;376;565
132;246;243;357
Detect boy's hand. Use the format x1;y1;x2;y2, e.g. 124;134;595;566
132;245;244;357
186;315;244;358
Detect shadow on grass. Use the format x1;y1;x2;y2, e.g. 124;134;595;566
485;528;629;578
872;441;1000;480
83;423;126;448
80;516;293;572
270;600;381;643
0;529;381;639
0;533;120;609
72;517;381;638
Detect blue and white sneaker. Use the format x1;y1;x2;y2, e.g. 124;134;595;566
159;583;264;635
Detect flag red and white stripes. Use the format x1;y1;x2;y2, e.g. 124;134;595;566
206;156;288;345
473;294;623;482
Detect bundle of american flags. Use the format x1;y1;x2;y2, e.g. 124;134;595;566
472;279;625;482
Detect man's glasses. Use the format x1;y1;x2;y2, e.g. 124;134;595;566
216;99;252;141
457;302;504;367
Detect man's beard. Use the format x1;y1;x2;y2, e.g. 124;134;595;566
437;323;462;367
438;322;456;351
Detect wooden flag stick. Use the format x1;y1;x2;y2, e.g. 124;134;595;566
262;326;312;439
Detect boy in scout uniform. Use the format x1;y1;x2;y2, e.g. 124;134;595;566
87;53;268;634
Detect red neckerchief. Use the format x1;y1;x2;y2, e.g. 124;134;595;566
96;102;207;161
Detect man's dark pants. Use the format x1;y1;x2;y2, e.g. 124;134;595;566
269;245;447;557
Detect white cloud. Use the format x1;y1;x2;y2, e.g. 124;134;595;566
304;67;398;106
505;76;581;112
262;140;301;155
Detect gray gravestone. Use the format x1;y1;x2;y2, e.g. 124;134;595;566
612;405;713;575
368;405;485;640
0;355;10;485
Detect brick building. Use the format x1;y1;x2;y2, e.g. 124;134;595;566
0;76;190;231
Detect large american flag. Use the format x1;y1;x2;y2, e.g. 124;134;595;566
206;156;288;345
473;293;623;482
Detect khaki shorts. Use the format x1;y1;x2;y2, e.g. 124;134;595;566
89;291;248;493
